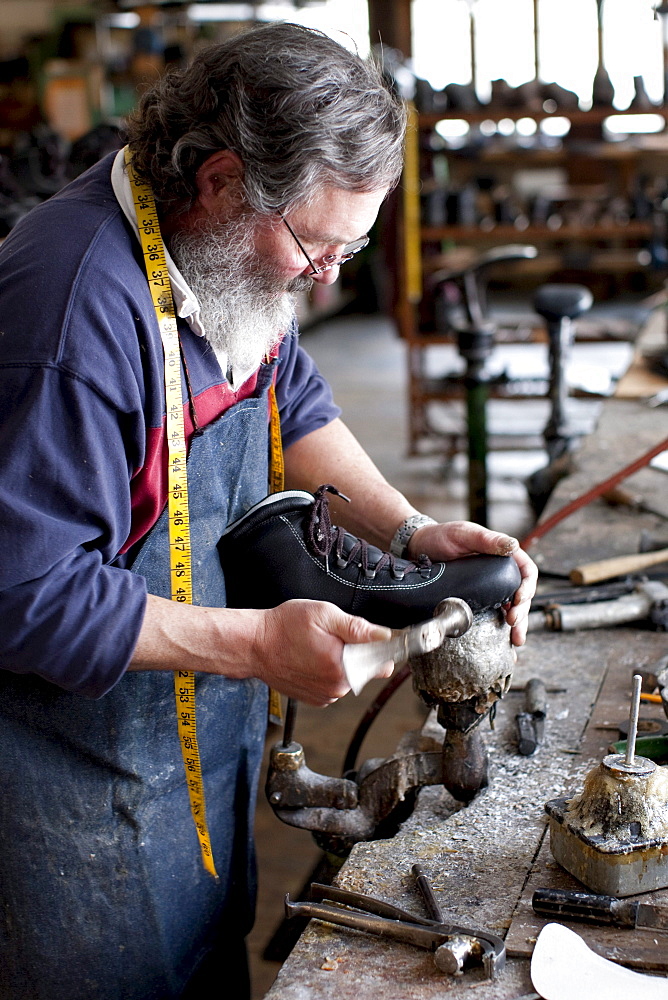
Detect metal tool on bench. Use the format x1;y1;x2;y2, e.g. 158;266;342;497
545;674;668;896
527;578;668;632
284;863;506;980
609;661;668;762
655;654;668;720
266;601;517;855
532;887;668;932
601;485;668;522
515;678;547;756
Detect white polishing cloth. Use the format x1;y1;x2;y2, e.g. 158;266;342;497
531;923;668;1000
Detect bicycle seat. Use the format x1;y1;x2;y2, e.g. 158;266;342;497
533;284;593;322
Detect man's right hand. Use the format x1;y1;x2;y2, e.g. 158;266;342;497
250;599;393;705
131;593;393;707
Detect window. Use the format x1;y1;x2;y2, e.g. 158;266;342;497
411;0;664;108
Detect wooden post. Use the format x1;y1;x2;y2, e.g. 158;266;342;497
367;0;412;57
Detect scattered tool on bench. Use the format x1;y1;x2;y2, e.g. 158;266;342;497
544;674;668;896
284;863;506;980
527;578;668;632
515;678;548;756
532;887;668;932
607;663;668;762
532;579;639;607
569;546;668;585
601;485;668;522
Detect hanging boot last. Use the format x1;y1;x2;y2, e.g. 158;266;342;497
592;65;615;107
218;484;521;628
629;75;654;111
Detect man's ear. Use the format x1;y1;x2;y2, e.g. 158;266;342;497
195;150;245;215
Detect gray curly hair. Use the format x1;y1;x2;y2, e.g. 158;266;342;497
125;22;406;217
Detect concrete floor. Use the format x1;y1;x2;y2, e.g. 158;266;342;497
246;312;544;998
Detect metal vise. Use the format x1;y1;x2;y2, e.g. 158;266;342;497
265;604;515;855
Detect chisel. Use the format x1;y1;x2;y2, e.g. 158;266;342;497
532;887;668;932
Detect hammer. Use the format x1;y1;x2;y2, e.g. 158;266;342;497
570;546;668;585
341;598;473;695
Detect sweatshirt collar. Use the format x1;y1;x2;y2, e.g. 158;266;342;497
111;147;205;338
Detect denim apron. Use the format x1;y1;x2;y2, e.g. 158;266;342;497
0;361;274;999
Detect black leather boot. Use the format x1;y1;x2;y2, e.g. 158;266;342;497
218;485;521;628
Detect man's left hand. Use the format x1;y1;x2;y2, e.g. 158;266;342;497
407;521;538;646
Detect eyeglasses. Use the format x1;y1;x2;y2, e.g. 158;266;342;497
281;215;369;275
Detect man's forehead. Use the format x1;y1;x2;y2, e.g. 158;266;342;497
289;186;388;244
293;223;357;245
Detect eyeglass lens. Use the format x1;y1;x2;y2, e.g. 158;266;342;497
282;215;368;273
322;236;369;265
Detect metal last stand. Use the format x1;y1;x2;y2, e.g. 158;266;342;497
429;253;594;526
265;602;516;857
430;245;537;526
527;284;594;515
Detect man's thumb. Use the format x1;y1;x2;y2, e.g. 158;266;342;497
344;615;392;645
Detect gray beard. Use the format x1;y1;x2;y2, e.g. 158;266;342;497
169;213;312;375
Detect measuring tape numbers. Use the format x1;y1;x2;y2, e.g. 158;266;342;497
125;148;218;879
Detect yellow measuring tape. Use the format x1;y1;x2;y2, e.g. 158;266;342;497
402;102;422;304
125;148;217;879
267;382;284;725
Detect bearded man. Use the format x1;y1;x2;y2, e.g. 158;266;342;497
0;22;536;1000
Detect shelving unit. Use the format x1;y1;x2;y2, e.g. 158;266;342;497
395;103;668;457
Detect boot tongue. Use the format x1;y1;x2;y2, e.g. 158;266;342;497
338;531;386;569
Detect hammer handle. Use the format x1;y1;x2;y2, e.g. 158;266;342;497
570;547;668;585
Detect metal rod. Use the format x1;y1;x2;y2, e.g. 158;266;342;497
412;864;444;923
625;674;643;767
282;697;298;748
467;376;489;526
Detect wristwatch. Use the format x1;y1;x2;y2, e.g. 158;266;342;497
390;514;437;558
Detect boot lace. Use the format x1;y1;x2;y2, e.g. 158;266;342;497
306;484;432;580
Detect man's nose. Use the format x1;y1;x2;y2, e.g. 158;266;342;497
310;264;340;285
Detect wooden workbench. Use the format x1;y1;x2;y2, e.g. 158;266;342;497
264;396;668;999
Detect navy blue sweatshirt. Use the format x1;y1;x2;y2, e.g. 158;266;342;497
0;154;339;697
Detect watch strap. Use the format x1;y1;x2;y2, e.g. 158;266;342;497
390;514;437;558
